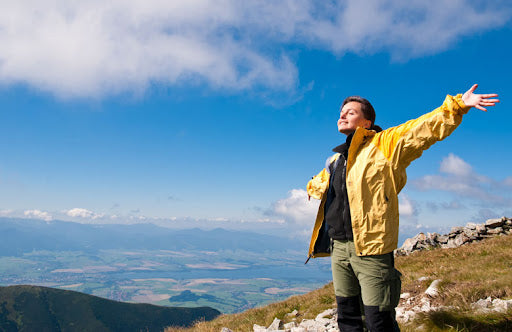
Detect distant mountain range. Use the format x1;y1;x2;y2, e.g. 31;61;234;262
0;285;220;332
0;217;304;256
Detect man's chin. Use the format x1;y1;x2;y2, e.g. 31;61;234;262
339;128;355;135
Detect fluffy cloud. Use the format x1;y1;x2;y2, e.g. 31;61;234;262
399;194;416;216
0;1;509;98
267;189;320;225
24;209;53;221
439;153;473;177
412;154;510;205
66;208;104;219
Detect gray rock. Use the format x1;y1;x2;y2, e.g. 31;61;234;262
453;233;470;247
486;218;505;228
400;237;417;253
492;298;512;312
284;321;297;329
487;227;503;235
472;297;493;310
253;324;267;332
465;222;478;230
437;234;449;244
267;317;282;330
462;228;478;239
443;238;458;249
450;226;464;234
286;309;299;317
315;308;336;320
476;223;487;234
425;279;441;297
221;328;234;332
400;292;411;299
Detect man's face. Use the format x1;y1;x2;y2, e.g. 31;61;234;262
337;101;371;135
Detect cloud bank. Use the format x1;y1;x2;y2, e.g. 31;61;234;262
0;0;509;98
412;153;511;206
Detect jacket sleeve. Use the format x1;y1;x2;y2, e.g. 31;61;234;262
307;168;330;200
372;94;470;169
307;154;340;199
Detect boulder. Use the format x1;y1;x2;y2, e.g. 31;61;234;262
485;218;505;228
476;223;487;234
487;227;503;235
425;280;441;297
453;233;470;247
267;317;282;330
253;324;267;332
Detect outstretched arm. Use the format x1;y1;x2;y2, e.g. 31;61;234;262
462;84;499;112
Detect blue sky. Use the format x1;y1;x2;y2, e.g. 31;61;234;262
1;1;511;240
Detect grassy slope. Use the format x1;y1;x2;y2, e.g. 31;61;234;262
0;285;220;332
166;234;512;332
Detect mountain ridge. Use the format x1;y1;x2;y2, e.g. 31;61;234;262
0;284;220;332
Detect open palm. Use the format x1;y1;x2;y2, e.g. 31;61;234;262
462;84;499;112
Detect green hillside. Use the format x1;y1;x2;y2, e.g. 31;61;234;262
165;233;512;332
0;285;220;332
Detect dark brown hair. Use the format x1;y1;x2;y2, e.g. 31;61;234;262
341;96;381;132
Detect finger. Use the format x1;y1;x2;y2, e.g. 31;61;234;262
468;84;478;93
481;93;499;98
482;98;499;103
475;105;487;112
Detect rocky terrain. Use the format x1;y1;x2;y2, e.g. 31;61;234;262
396;216;512;256
223;217;512;332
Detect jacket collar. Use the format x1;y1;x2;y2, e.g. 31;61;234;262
332;132;354;153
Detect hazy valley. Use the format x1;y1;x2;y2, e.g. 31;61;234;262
0;218;332;313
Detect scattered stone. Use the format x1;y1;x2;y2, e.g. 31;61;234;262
425;279;441;298
471;296;512;314
492;298;512;312
476;223;487;234
396;216;510;256
400;292;411;299
487;227;503;235
221;328;234;332
437;234;449;244
267;317;282;330
283;321;297;329
465;222;478;230
253;324;267;332
286;309;299;317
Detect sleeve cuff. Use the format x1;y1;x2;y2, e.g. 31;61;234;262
451;93;471;115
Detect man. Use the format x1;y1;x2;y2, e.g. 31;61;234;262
307;84;499;331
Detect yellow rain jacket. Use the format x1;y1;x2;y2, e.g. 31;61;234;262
307;94;470;258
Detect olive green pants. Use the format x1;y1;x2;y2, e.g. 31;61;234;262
331;240;401;312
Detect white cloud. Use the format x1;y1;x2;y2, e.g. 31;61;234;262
268;189;320;225
0;1;509;98
66;208;103;219
399;194;416;216
440;153;472;177
24;209;53;221
412;154;510;205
